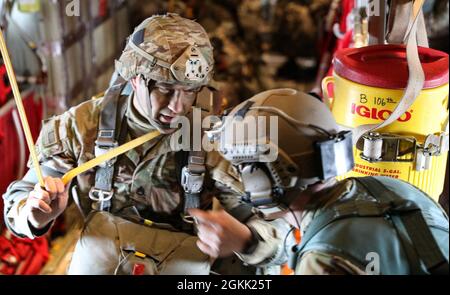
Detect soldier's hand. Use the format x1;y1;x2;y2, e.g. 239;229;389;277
189;209;252;258
26;177;69;230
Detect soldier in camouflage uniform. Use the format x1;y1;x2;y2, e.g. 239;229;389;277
191;89;449;275
2;13;290;275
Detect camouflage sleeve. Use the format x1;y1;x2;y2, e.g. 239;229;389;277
2;105;88;239
235;217;293;267
296;251;366;275
210;158;293;267
2;168;62;239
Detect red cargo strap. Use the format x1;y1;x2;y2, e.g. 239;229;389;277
0;229;49;275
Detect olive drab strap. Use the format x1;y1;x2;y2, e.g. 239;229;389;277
89;77;127;211
355;177;449;275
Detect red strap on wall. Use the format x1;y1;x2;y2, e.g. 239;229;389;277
0;91;43;228
0;230;49;275
0;64;12;106
99;0;109;18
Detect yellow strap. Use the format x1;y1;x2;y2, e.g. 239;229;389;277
143;219;153;226
61;130;161;185
412;0;424;19
134;251;146;258
0;29;45;187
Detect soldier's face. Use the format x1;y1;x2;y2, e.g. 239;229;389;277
150;82;199;125
132;77;200;133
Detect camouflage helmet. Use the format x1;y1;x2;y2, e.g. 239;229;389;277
115;13;214;87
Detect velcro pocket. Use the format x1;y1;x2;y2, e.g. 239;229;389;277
37;118;67;158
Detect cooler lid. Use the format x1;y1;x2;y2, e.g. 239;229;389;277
334;45;449;89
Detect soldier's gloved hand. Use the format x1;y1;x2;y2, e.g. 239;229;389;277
25;177;69;230
188;209;252;258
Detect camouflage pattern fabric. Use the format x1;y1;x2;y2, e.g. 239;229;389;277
115;13;214;87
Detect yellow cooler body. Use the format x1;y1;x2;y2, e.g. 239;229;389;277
324;45;449;200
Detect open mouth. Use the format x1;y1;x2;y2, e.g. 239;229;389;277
159;114;175;124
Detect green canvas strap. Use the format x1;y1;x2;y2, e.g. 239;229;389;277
356;177;449;275
90;77;128;211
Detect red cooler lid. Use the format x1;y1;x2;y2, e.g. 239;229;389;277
334;45;449;89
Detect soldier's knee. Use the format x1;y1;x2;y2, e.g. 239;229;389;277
67;212;121;275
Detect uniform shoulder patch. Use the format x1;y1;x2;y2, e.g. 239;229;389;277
36;115;70;158
41;117;60;148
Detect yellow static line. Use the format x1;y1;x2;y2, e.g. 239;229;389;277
61;130;161;185
413;0;425;19
0;29;45;187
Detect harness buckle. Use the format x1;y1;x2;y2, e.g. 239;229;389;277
95;130;118;168
181;166;204;194
89;188;114;211
415;132;449;171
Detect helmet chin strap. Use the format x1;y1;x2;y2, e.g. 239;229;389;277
135;75;174;132
135;75;152;118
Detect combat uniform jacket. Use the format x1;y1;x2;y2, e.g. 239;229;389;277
2;93;290;268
